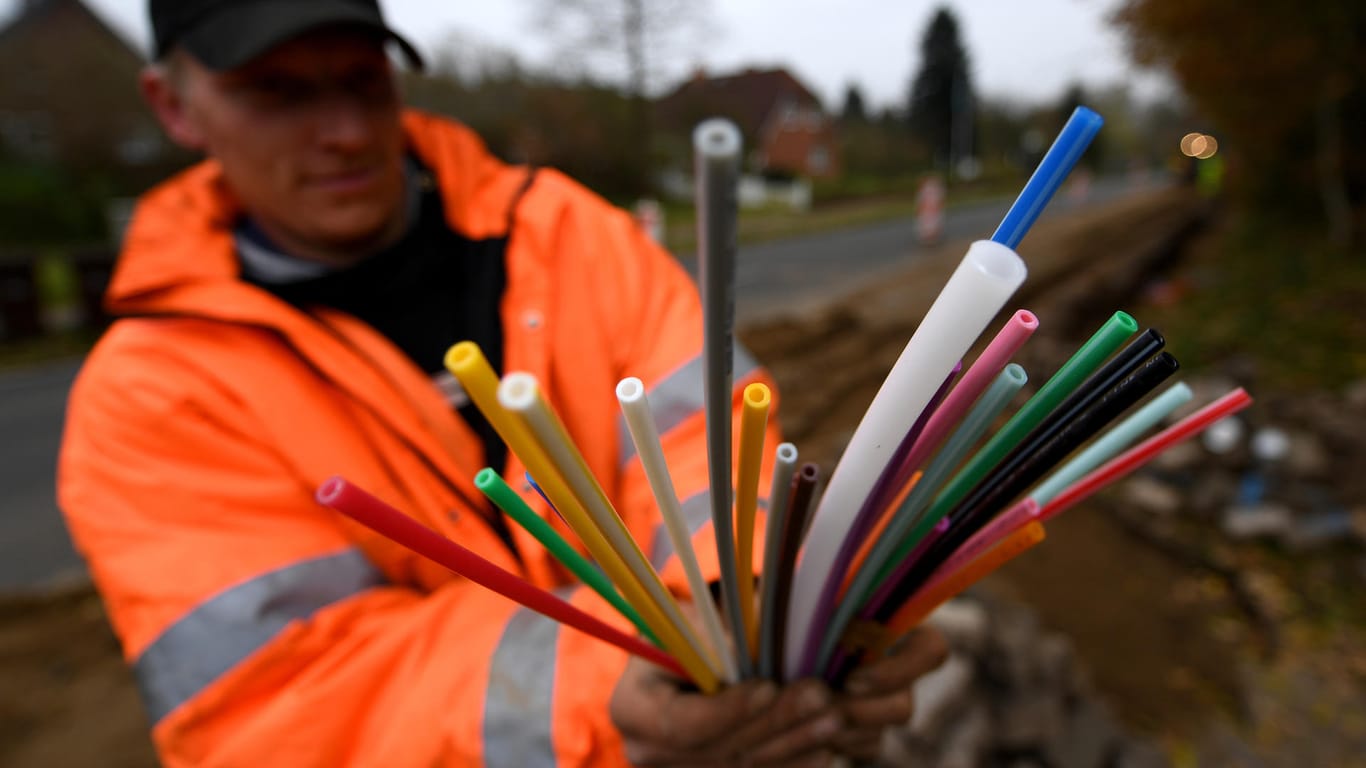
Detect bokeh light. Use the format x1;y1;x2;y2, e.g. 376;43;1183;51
1180;132;1203;156
1180;132;1219;159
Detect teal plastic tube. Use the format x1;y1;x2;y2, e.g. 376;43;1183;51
1027;381;1193;506
814;364;1028;672
875;310;1139;583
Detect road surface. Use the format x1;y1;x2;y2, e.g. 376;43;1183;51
687;175;1141;323
1;359;87;589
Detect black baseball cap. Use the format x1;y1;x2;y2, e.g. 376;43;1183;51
149;0;425;71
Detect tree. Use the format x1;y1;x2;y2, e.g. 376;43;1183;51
524;0;714;196
841;83;869;123
1113;0;1365;245
1055;82;1106;170
906;7;975;173
1055;83;1088;127
404;50;646;201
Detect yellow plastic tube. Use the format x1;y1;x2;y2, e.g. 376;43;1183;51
445;342;719;691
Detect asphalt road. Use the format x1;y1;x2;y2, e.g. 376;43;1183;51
0;175;1153;591
1;359;87;590
693;175;1140;323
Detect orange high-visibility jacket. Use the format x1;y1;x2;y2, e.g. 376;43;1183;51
58;111;779;767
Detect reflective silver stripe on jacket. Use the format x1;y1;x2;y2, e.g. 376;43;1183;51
483;598;565;768
648;490;714;570
618;345;761;466
132;548;385;725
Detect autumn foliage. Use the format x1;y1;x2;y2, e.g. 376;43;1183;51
1113;0;1365;242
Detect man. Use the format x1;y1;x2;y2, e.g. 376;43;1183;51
58;1;946;765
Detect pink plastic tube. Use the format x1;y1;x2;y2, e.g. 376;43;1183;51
896;310;1039;490
921;498;1039;595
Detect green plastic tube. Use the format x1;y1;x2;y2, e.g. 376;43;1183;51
475;468;660;646
870;310;1138;588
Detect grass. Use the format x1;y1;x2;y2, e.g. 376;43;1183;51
1129;208;1366;759
661;197;917;257
660;176;1024;257
0;330;98;370
1134;210;1366;393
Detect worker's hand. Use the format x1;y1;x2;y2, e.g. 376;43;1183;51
830;626;949;761
610;658;844;767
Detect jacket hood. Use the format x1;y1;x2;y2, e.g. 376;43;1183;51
105;110;522;319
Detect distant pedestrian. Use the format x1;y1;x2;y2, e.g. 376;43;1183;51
915;173;946;245
633;197;665;244
1067;166;1093;205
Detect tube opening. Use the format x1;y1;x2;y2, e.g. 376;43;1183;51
693;119;741;156
498;373;537;409
316;476;344;504
744;383;771;407
967;241;1027;282
445;341;477;369
616;377;644;401
1004;363;1028;385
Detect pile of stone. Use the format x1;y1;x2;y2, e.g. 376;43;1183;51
1122;376;1366;557
881;597;1169;768
872;376;1366;768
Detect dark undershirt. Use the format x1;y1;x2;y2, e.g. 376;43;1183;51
237;164;516;546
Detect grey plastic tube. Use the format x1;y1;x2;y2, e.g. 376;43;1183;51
693;118;751;678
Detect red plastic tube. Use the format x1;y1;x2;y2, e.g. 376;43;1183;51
316;476;687;678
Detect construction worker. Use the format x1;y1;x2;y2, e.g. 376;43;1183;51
56;1;946;765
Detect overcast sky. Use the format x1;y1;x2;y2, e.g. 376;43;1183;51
7;0;1173;110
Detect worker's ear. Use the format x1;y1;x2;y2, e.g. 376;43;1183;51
139;59;207;151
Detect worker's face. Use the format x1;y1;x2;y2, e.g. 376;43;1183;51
143;28;406;264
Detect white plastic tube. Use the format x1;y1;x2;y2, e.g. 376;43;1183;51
617;377;737;683
783;239;1027;678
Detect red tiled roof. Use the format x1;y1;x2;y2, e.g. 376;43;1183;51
655;67;824;138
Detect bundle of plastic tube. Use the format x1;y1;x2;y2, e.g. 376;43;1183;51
316;106;1254;691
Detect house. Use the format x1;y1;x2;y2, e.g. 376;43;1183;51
655;67;842;181
0;0;178;183
0;0;184;339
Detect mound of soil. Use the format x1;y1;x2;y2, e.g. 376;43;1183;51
0;584;156;767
